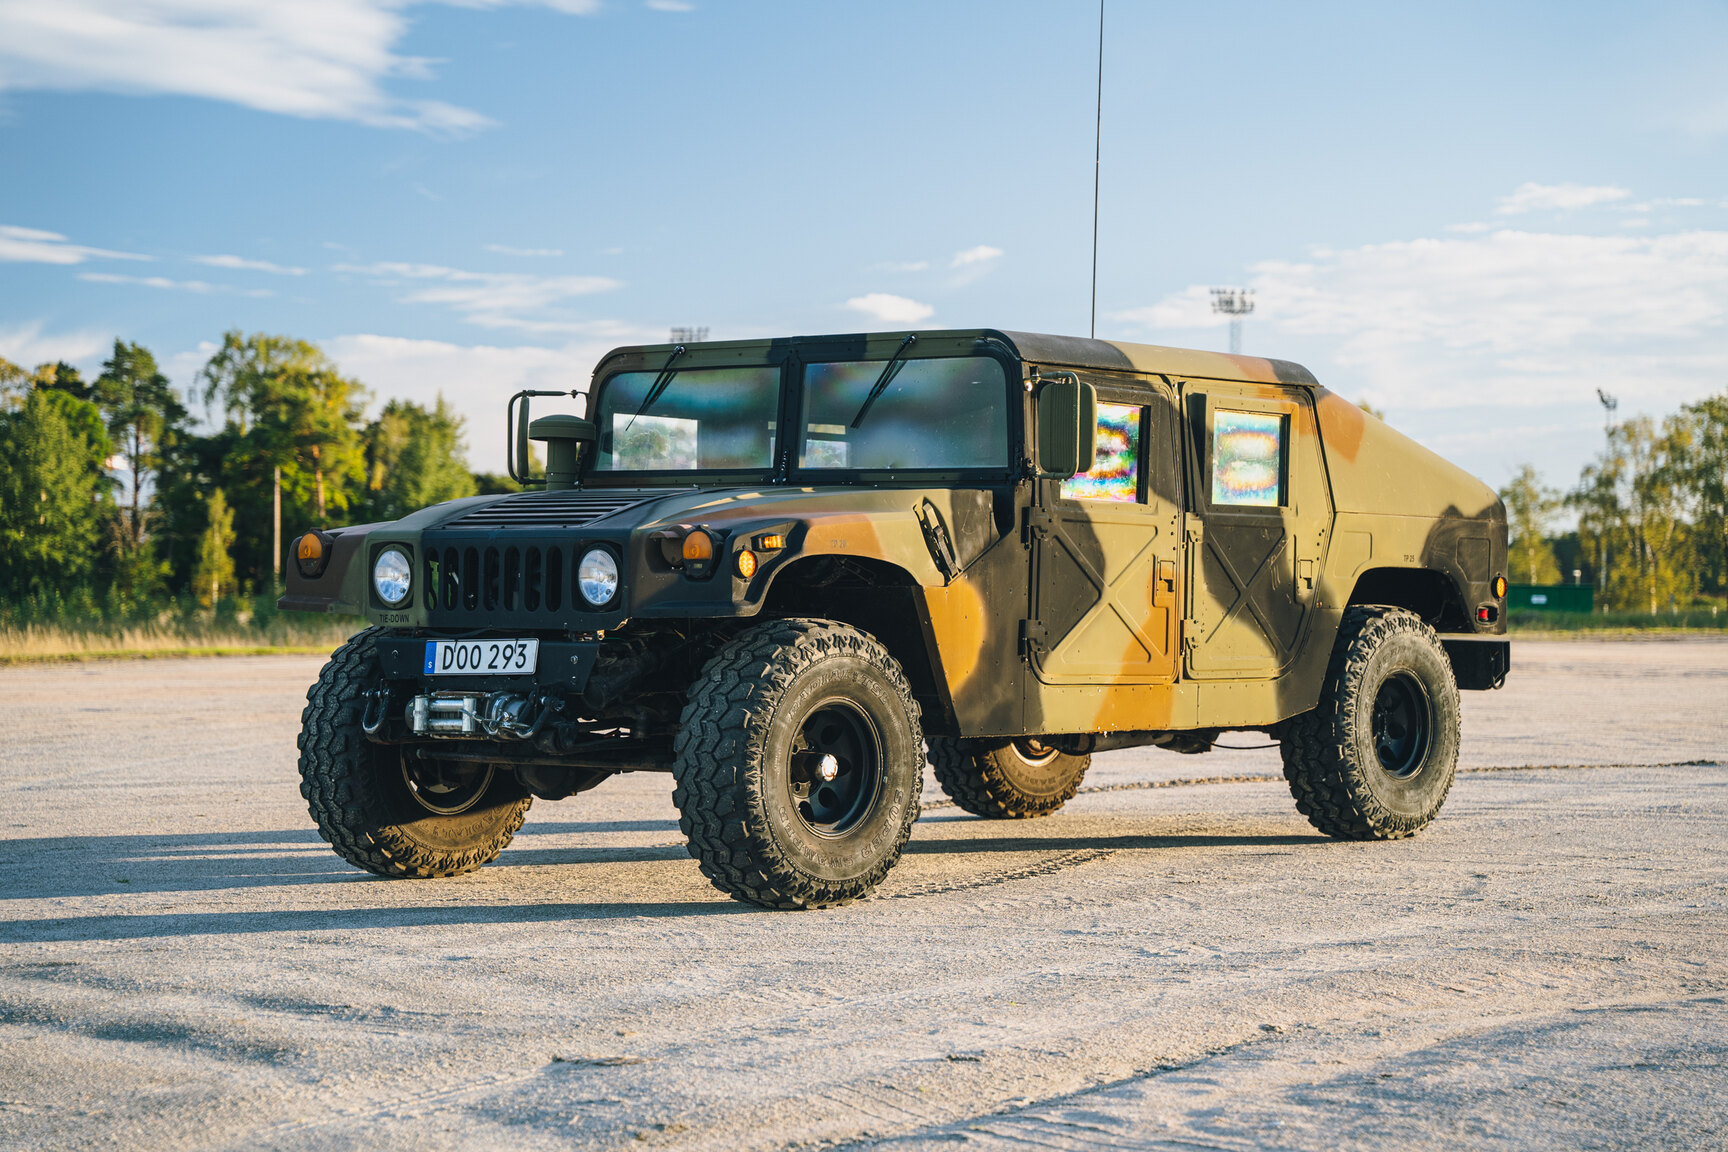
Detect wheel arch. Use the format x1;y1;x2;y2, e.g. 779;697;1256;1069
1346;566;1472;633
759;554;955;736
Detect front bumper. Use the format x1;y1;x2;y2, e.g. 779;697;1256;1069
375;636;602;693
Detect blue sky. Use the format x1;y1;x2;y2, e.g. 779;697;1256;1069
2;0;1725;483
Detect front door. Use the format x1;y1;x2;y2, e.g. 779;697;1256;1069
1180;382;1332;679
1028;375;1183;685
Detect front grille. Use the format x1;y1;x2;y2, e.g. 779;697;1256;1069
425;543;567;615
447;489;658;529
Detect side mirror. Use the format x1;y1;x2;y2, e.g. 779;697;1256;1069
508;389;583;486
1035;373;1097;479
528;414;597;491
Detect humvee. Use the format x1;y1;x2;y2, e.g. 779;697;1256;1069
282;329;1509;909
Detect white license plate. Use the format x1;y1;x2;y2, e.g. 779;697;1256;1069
424;639;539;676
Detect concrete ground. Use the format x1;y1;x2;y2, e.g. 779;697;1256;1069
1;637;1724;1151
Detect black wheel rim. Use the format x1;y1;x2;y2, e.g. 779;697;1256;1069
788;698;883;837
1371;672;1432;778
401;754;495;815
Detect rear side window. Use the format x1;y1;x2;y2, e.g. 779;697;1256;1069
1212;409;1285;507
799;356;1008;471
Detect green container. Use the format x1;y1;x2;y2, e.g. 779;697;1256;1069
1509;583;1594;612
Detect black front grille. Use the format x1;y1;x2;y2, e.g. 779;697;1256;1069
448;489;658;529
425;543;567;617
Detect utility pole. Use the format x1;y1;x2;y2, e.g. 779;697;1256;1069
1593;389;1618;611
1211;288;1255;354
273;465;282;591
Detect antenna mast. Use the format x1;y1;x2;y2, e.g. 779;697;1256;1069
1090;0;1104;339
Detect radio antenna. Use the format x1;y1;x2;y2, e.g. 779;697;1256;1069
1090;0;1104;339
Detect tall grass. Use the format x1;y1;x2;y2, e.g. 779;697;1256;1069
0;591;360;662
1510;607;1728;633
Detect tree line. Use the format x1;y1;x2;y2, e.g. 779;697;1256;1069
1499;393;1728;612
0;332;510;620
3;335;1723;619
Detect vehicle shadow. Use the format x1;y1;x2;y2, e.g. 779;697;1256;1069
0;823;683;902
902;830;1327;855
1;898;748;944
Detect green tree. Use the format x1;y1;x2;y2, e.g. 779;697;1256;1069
1572;415;1694;613
360;396;478;522
1498;464;1562;584
1669;392;1728;599
192;488;237;607
94;340;188;597
0;384;116;599
197;332;367;585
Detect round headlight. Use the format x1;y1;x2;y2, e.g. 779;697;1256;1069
578;547;619;607
372;547;413;607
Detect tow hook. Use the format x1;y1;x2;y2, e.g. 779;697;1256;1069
360;687;392;736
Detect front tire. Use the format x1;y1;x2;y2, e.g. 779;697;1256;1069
1280;607;1461;840
299;628;532;877
672;619;923;910
928;737;1090;819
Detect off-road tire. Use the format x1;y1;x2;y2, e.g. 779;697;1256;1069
1280;607;1461;840
927;737;1091;819
672;619;923;910
299;627;532;877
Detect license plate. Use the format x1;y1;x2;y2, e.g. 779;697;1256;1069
424;639;539;676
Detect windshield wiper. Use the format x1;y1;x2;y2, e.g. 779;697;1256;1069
623;344;687;433
848;333;917;429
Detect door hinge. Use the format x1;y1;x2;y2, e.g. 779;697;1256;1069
1019;620;1047;660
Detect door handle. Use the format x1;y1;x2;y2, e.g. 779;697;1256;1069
1154;559;1176;607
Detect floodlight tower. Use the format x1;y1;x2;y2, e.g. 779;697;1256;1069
1596;388;1618;435
1211;288;1254;354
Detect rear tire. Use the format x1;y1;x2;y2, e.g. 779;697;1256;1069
672;619;923;910
299;628;532;877
928;736;1090;819
1280;607;1460;840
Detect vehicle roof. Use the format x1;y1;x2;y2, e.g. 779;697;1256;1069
592;329;1318;388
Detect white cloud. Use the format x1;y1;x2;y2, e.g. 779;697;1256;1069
79;271;272;297
645;0;695;10
0;223;147;264
192;253;306;274
1113;227;1728;413
0;321;110;368
871;259;930;272
950;245;1003;268
0;0;598;133
844;293;934;326
336;260;621;330
485;244;564;257
1496;182;1631;215
325;333;645;471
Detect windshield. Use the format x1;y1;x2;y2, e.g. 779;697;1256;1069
591;365;780;472
798;356;1008;471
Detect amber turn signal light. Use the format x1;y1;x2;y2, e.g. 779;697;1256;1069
754;533;786;551
1493;575;1508;598
295;530;329;578
735;549;757;579
681;529;717;579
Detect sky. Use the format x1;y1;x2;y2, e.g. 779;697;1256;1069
1;0;1725;485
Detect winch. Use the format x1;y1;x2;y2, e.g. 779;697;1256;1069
406;691;546;740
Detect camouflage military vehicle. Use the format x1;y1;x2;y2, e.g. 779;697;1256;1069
282;329;1509;909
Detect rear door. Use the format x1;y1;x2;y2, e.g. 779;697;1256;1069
1180;382;1332;679
1028;373;1183;685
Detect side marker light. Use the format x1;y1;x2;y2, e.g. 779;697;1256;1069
735;550;758;579
1493;575;1508;598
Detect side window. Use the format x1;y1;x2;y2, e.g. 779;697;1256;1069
1211;408;1286;507
1061;402;1142;502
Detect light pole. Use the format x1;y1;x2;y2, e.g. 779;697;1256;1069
1211;288;1254;354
